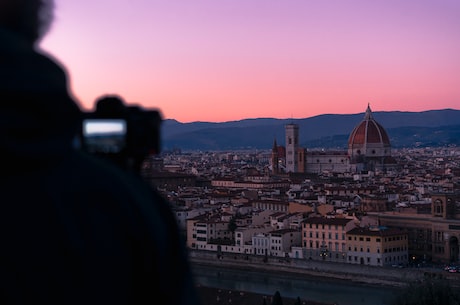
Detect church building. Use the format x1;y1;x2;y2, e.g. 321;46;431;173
271;105;398;175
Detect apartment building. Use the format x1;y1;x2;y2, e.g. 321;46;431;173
187;214;233;250
346;226;408;267
377;193;460;264
268;228;302;257
235;225;272;254
252;228;302;257
252;199;289;213
302;217;357;262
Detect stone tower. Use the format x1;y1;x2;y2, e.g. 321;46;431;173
285;123;299;173
271;138;279;174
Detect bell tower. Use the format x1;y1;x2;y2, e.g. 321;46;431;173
271;138;279;174
285;123;299;173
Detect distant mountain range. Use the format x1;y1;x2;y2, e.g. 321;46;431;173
161;109;460;151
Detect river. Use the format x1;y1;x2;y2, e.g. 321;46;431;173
192;263;400;305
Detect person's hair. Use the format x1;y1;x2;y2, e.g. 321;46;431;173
0;0;54;45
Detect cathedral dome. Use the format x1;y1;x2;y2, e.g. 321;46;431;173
347;105;393;171
348;105;390;147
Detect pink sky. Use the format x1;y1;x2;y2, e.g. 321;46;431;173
41;0;460;123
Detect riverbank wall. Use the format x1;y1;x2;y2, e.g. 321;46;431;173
189;249;459;288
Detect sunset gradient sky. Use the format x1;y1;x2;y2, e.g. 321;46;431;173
41;0;460;123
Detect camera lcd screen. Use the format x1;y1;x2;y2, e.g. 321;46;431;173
82;119;127;153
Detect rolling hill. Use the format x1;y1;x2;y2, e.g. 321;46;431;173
161;109;460;151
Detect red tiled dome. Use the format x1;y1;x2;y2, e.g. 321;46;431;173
348;105;390;146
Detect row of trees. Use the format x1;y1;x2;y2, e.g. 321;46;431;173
391;277;460;305
264;277;460;305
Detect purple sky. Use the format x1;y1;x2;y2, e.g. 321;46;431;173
41;0;460;122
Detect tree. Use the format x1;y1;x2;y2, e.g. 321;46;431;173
271;291;283;305
228;216;237;233
263;252;268;263
294;297;301;305
391;278;460;305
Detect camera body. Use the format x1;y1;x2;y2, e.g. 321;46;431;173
80;96;162;172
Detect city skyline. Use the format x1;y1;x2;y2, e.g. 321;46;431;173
41;0;460;123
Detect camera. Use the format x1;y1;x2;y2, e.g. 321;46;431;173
79;95;162;172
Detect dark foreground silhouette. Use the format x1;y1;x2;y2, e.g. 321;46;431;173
0;0;200;304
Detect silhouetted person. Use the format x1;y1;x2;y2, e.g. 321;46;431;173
0;1;201;304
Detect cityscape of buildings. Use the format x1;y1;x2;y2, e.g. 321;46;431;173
140;106;460;268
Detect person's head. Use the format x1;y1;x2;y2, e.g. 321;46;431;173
0;0;54;45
